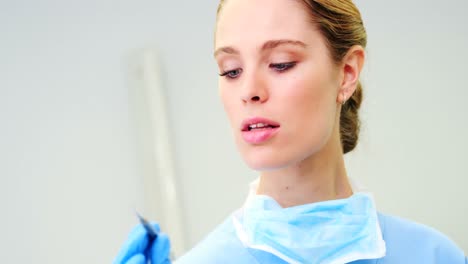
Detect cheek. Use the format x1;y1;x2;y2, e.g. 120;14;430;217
279;73;335;118
219;86;238;126
275;71;337;144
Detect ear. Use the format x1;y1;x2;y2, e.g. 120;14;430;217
337;46;365;104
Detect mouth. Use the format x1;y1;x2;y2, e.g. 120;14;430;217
242;123;280;131
241;117;281;131
240;117;281;144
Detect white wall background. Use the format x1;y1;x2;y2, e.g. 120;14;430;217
0;0;466;263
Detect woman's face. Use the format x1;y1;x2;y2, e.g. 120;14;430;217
215;0;341;170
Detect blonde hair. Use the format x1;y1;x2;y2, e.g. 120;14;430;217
216;0;367;154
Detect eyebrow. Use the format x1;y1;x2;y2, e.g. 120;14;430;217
214;39;307;58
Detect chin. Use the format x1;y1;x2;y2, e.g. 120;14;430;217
241;150;294;171
234;132;327;171
238;140;325;172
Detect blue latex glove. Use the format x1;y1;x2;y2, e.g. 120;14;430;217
114;222;171;264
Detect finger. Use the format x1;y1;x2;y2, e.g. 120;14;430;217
149;222;161;233
150;233;171;264
114;225;149;264
125;254;146;264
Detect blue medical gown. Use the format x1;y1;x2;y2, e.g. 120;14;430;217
175;212;466;264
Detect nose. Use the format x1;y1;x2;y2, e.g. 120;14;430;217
240;71;269;104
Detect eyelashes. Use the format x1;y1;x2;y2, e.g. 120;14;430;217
270;62;297;72
219;62;297;80
219;68;243;79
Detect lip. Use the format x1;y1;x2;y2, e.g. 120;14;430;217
241;117;281;144
240;117;281;131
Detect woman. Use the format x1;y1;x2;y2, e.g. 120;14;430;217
114;0;467;263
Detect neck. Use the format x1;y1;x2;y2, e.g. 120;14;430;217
256;126;353;208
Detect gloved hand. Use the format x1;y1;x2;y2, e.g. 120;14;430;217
113;222;171;264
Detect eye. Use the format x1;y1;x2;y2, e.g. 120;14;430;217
219;68;243;79
270;62;297;72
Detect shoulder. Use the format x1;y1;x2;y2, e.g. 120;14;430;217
377;212;466;263
175;214;258;264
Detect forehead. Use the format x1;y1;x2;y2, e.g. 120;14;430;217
215;0;317;49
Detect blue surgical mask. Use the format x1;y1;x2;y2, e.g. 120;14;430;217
232;186;386;264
